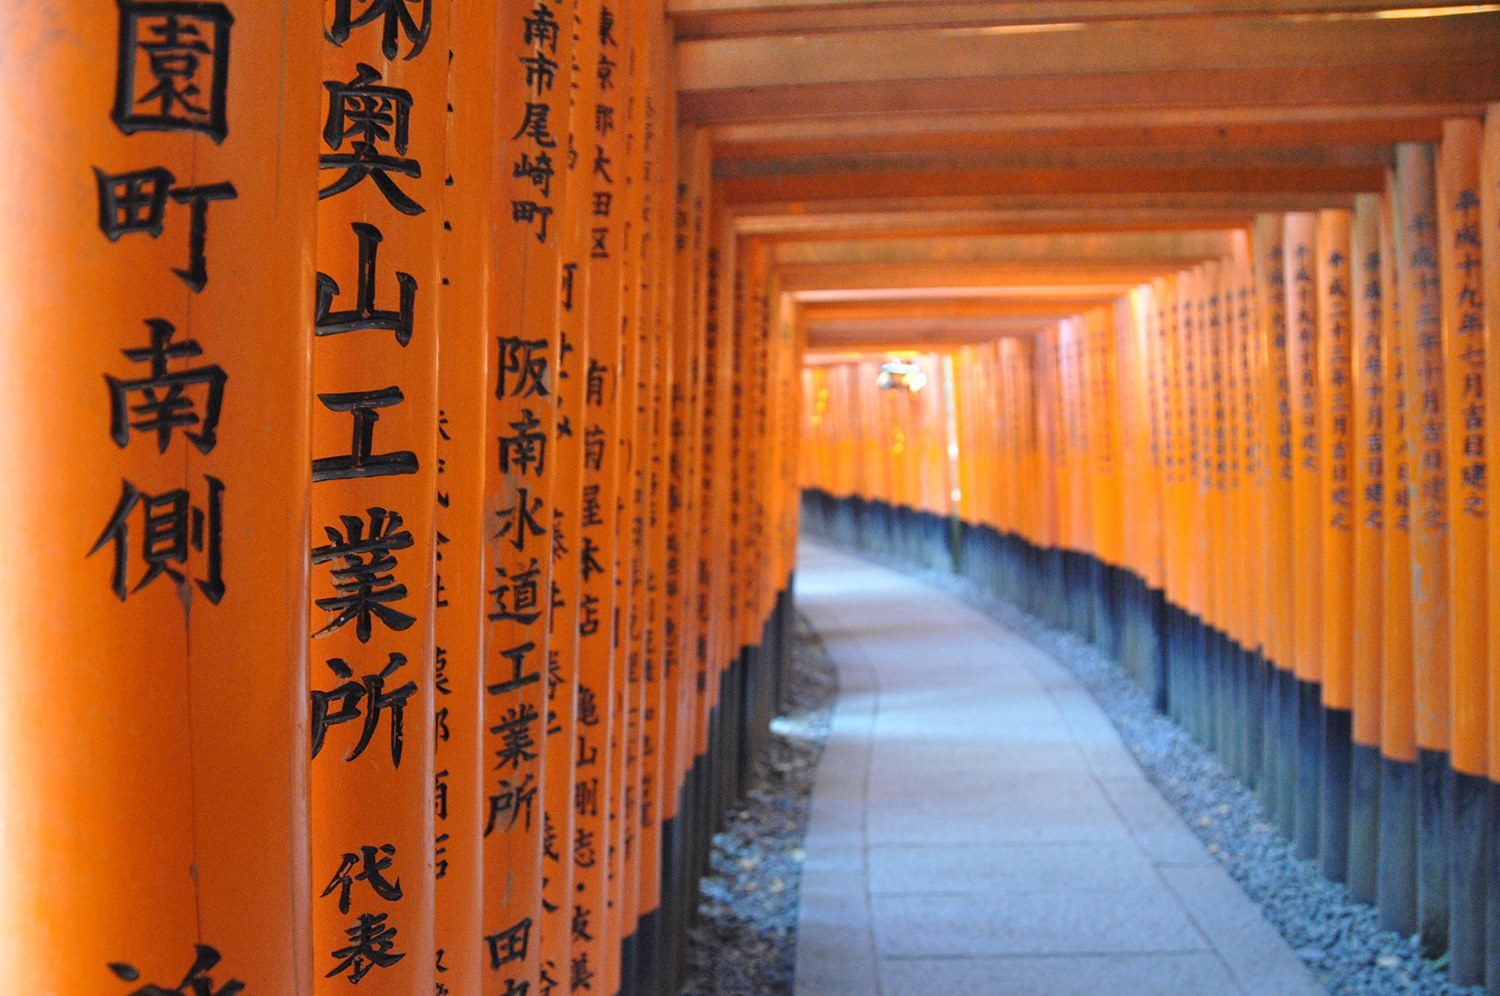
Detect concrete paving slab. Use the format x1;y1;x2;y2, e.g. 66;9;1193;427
867;743;1093;781
866;842;1162;895
791;543;1318;995
870;886;1211;958
1157;863;1326;996
879;952;1245;995
1095;775;1217;867
865;796;1133;846
865;767;1102;803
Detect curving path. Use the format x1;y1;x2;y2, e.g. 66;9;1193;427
792;542;1323;996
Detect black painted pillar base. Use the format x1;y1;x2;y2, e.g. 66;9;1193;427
1347;741;1381;905
1449;768;1488;986
1294;678;1322;861
1258;662;1281;822
1485;781;1500;994
1151;588;1170;715
1244;648;1266;792
1276;667;1298;840
636;907;662;995
1378;753;1418;936
1319;707;1352;884
620;930;638;996
1417;748;1451;959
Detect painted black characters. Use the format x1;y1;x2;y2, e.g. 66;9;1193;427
316;222;418;345
327;0;432;61
113;1;233;142
90;475;225;603
108;943;243;995
310;653;418;767
321;843;403;914
106;319;227;455
312;507;416;641
496;336;551;400
314;387;420;483
94;168;237;291
320;64;424;215
484;917;533;972
327;912;405;984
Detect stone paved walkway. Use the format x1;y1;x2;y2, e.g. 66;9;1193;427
792;542;1323;996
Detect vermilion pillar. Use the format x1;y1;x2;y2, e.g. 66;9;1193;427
312;0;446;988
1233;241;1269;780
1204;267;1231;756
573;3;628;986
1284;212;1324;861
635;3;676;958
1483;103;1500;987
484;4;575;992
1252;216;1297;832
1222;250;1250;777
540;0;604;987
432;3;500;991
1378;171;1419;935
1159;276;1192;728
0;4;320;990
1316;208;1355;881
1437;118;1488;984
611;6;651;974
1348;193;1387;906
1394;143;1452;956
664;124;711;980
1182;272;1209;739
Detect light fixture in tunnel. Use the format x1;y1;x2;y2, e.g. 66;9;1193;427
877;359;927;393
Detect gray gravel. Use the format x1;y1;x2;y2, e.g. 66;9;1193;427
904;555;1482;996
679;615;838;996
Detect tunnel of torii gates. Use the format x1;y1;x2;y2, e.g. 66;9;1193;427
9;1;1500;994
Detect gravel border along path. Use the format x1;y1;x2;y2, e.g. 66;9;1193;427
679;614;838;996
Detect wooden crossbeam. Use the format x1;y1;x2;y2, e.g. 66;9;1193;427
717;144;1396;180
770;229;1238;265
723;165;1385;204
709;102;1472;150
778;259;1196;290
685;62;1500;124
800;297;1131;321
791;283;1143;301
670;1;1494;41
678;13;1500;92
